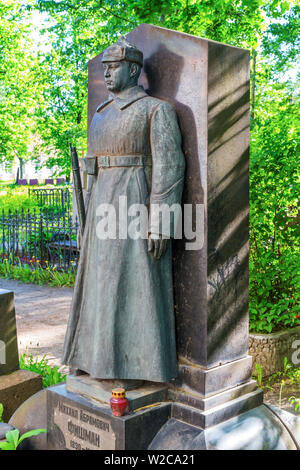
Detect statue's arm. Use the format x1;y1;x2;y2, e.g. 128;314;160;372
148;101;186;258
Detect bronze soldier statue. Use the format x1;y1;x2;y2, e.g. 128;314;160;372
62;38;185;386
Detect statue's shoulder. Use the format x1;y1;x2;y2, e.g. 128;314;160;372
142;94;176;115
96;98;113;113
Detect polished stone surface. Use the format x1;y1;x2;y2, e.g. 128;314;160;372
149;405;299;450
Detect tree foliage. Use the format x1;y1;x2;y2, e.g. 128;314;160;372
33;0;270;175
0;1;40;174
250;81;299;332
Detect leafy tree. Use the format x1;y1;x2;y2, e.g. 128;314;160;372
0;1;40;176
249;1;299;332
250;84;299;332
262;2;300;75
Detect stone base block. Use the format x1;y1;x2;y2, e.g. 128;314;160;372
66;374;168;412
0;369;43;421
47;384;298;450
172;388;263;429
47;384;171;450
175;356;253;397
171;379;259;410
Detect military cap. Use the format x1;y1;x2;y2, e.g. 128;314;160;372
102;37;143;67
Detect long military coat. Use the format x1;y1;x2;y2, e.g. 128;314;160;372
62;85;185;382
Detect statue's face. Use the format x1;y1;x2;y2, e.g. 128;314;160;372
103;61;132;93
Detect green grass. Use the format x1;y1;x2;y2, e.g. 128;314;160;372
0;259;76;287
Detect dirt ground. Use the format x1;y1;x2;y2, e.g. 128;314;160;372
263;379;299;416
0;278;73;374
0;278;299;415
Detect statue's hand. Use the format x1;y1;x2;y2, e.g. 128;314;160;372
147;233;170;260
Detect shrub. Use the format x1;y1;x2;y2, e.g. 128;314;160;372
249;90;300;333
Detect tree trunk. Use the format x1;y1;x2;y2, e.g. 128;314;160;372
18;157;24;179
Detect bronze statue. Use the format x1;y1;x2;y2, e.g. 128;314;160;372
62;38;185;384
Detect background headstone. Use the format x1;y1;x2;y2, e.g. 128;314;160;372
0;290;19;376
0;289;43;422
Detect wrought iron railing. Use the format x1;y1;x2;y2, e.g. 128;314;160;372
0;209;79;271
28;187;71;216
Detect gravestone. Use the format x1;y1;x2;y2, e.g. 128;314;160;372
47;24;300;450
29;179;38;186
56;178;65;185
0;290;19;375
44;178;53;185
0;290;42;421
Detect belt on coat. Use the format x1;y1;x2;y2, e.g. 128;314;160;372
97;155;152;168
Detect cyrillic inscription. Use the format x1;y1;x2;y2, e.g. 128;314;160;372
54;401;116;450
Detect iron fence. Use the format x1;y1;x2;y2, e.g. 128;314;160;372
0;209;79;271
28;187;71;216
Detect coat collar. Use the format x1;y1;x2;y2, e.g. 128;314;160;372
96;86;148;113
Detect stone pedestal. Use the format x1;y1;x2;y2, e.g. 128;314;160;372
47;384;171;450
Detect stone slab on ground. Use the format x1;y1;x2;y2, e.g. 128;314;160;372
9;389;48;450
0;369;42;421
0;279;73;371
